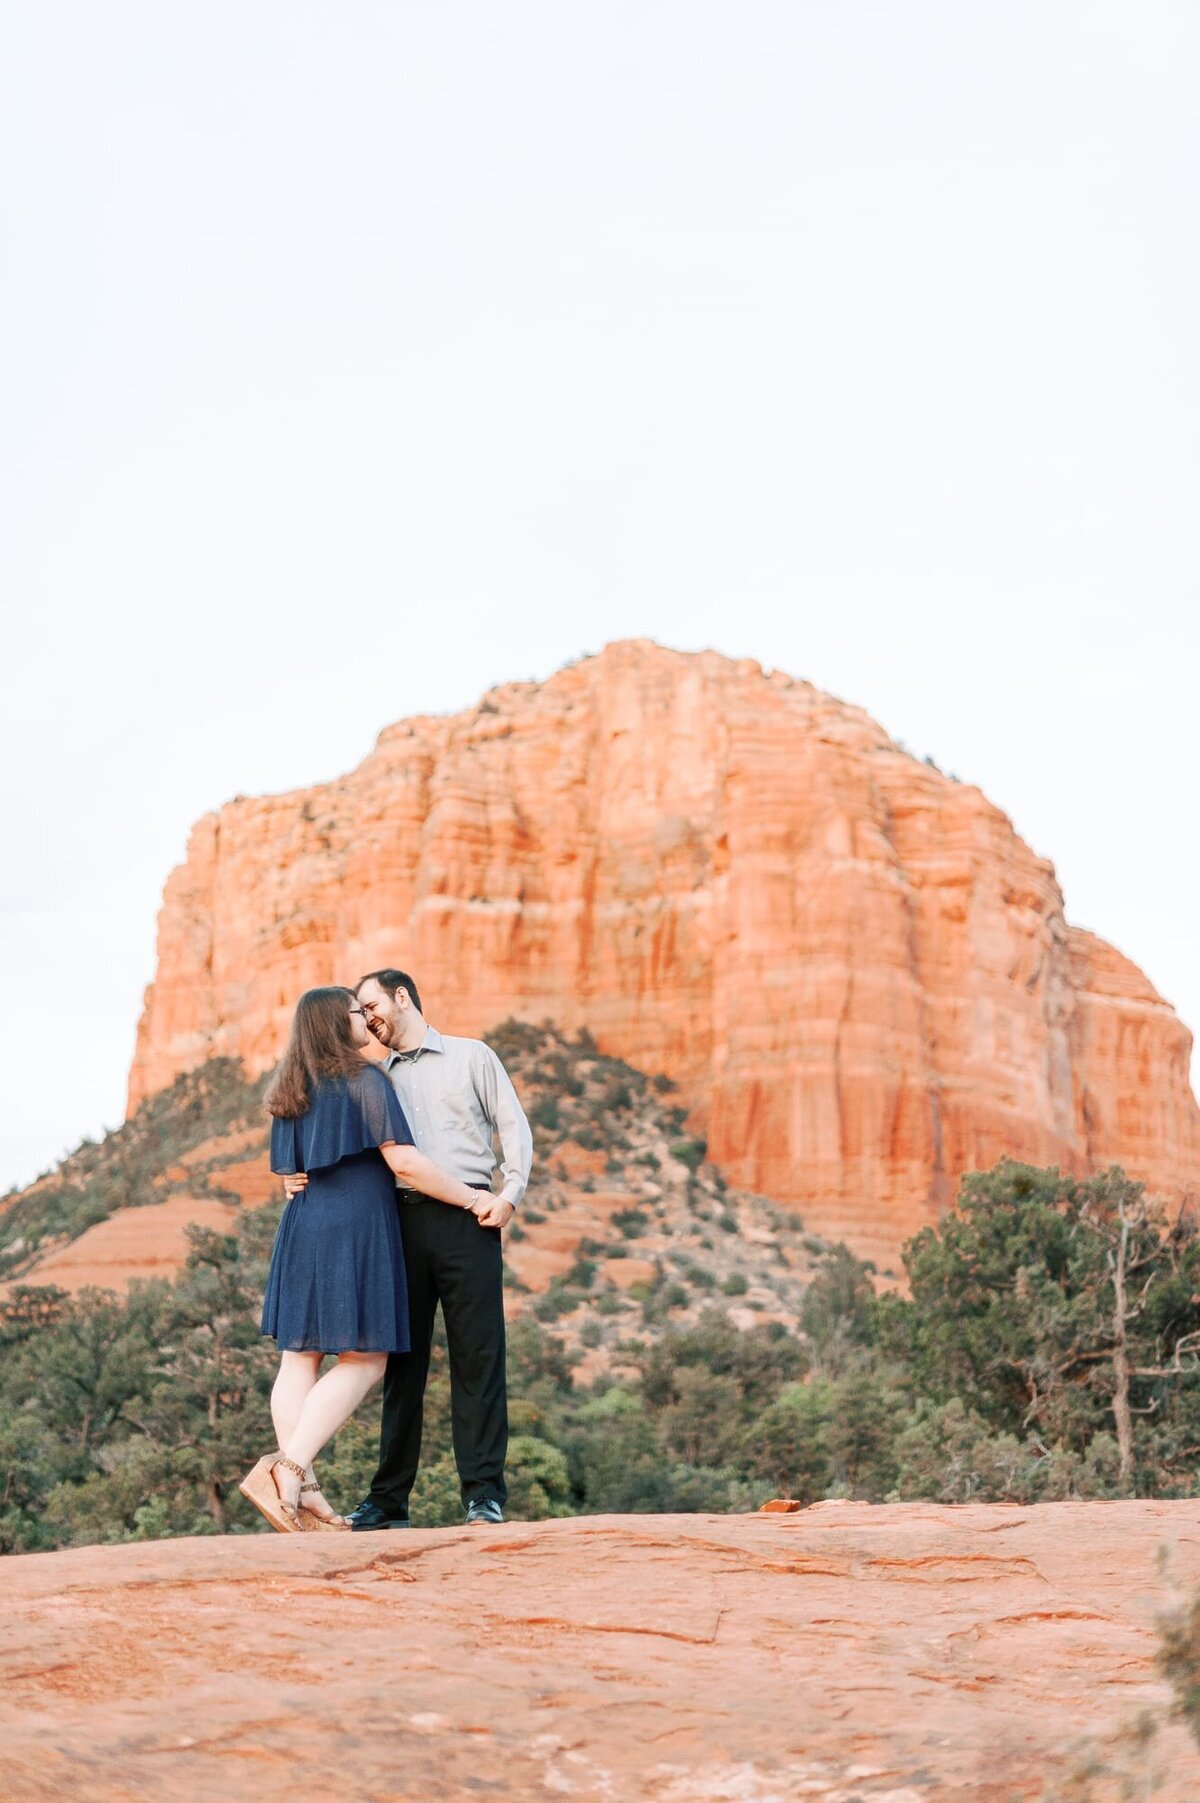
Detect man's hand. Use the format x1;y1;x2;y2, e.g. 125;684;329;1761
471;1197;515;1229
283;1173;310;1199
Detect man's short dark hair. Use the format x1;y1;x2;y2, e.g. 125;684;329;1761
356;968;423;1015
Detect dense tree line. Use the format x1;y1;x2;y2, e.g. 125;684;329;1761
2;1159;1198;1553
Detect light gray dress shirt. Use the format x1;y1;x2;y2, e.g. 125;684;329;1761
382;1026;533;1208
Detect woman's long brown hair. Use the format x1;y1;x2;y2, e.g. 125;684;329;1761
264;987;367;1118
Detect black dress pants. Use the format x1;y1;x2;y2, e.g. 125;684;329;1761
369;1197;507;1514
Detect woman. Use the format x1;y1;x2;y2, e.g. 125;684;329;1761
239;986;485;1533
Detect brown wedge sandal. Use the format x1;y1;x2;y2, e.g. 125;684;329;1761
298;1481;350;1533
238;1453;306;1534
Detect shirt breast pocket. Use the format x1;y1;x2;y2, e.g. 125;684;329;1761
440;1096;480;1136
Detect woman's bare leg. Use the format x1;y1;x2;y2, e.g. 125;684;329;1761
270;1355;333;1507
268;1354;341;1517
271;1351;322;1447
282;1352;388;1474
269;1351;322;1512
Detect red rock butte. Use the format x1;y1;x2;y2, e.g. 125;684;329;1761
129;640;1200;1267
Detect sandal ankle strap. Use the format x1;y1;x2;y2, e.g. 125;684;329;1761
274;1453;308;1481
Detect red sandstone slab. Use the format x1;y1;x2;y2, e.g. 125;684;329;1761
600;1255;658;1289
176;1126;271;1169
1;1196;240;1296
2;1502;1199;1800
199;1153;278;1207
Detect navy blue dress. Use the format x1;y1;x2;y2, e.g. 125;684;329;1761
261;1066;415;1354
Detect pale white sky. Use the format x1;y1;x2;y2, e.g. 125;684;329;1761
1;1;1197;1195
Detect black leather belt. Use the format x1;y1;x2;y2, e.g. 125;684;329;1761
395;1183;492;1205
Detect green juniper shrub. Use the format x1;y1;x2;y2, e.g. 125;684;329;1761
0;1284;70;1349
882;1160;1200;1495
409;1453;463;1527
507;1435;573;1518
1158;1584;1200;1750
824;1364;901;1500
533;1283;580;1322
743;1379;835;1503
800;1243;879;1376
669;1138;707;1171
891;1398;1032;1503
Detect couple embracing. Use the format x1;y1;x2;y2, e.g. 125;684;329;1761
239;968;532;1534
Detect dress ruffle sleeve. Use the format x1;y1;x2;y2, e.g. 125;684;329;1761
270;1067;416;1174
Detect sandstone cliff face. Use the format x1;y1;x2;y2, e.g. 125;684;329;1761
128;641;1200;1266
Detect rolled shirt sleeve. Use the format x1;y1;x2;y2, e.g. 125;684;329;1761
476;1044;533;1208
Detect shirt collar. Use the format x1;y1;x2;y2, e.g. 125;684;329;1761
386;1024;445;1066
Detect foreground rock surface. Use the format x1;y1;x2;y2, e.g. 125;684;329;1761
126;640;1200;1267
4;1503;1200;1801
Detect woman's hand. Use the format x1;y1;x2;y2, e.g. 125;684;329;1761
471;1197;515;1229
284;1173;309;1198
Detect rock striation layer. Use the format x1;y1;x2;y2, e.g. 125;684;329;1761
4;1503;1200;1801
128;641;1200;1265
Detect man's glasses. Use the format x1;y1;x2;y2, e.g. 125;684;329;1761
348;1007;365;1016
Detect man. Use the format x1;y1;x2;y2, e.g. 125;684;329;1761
285;968;532;1528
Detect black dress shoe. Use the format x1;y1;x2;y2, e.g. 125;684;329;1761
465;1498;504;1525
346;1499;411;1531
